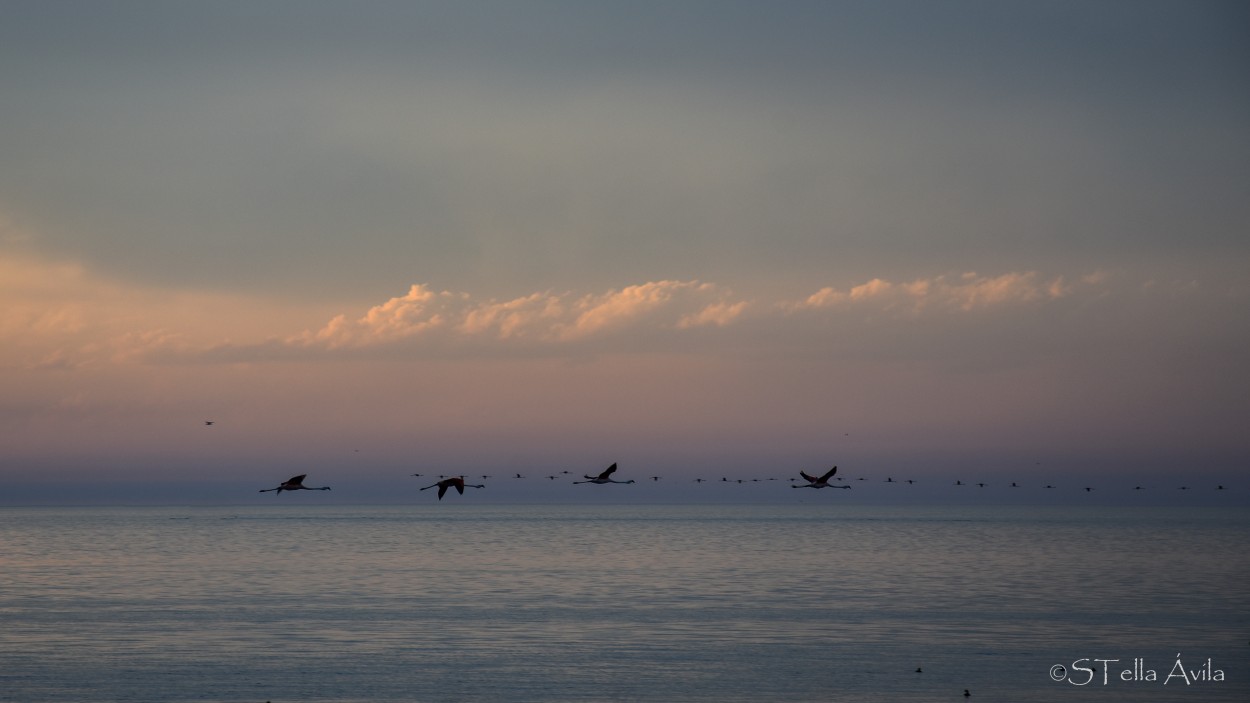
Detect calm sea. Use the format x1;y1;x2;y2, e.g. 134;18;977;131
1;504;1246;703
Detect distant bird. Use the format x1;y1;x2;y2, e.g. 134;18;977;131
420;476;484;500
650;476;662;481
1010;482;1019;488
411;473;423;477
259;474;330;494
885;477;895;483
1084;487;1094;492
514;473;526;479
794;466;848;489
976;483;987;488
964;690;971;698
574;463;635;484
204;420;214;426
955;480;964;486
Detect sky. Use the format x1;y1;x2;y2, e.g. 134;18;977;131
2;0;1248;505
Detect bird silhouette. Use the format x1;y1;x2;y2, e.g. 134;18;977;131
574;463;635;484
420;476;484;500
259;474;330;494
794;466;848;489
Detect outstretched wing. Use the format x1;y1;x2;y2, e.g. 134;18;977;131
819;466;837;482
799;471;818;483
287;474;307;484
600;462;618;479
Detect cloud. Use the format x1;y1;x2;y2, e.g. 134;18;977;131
787;271;1107;314
0;250;300;369
559;281;744;340
283;280;746;352
2;248;1140;370
459;292;566;340
291;284;461;349
678;300;750;330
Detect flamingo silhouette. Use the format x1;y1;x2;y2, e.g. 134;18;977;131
793;466;848;489
420;476;484;500
259;474;331;494
574;463;635;484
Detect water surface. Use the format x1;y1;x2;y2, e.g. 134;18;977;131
1;505;1246;702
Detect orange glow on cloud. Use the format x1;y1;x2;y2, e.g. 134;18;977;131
3;250;1125;369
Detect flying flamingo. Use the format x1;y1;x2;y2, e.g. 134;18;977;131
259;474;331;494
574;463;635;484
793;466;848;489
420;476;484;500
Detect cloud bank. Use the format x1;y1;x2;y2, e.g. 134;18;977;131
290;280;749;352
0;253;1152;369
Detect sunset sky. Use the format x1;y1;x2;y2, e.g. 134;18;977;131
2;1;1247;504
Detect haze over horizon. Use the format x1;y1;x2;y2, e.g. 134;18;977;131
3;1;1248;505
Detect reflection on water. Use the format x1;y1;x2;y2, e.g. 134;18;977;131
1;505;1247;702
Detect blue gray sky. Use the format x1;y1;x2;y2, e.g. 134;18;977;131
2;1;1247;504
